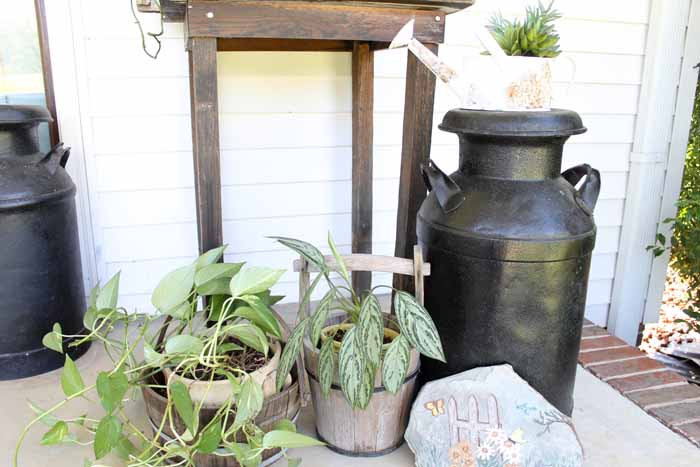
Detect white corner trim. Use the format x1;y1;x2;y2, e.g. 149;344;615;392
43;0;102;290
644;0;700;324
607;0;691;344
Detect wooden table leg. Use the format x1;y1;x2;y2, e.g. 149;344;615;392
393;43;438;295
188;37;223;254
351;41;374;294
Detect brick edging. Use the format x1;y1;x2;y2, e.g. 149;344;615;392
579;320;700;447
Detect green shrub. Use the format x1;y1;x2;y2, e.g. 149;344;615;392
650;66;700;328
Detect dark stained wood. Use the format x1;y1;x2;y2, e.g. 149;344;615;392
218;37;353;51
393;42;438;295
351;42;374;294
140;0;473;21
34;0;59;146
187;0;446;43
188;37;224;254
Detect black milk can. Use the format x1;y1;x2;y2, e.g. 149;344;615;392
0;105;88;380
418;109;599;415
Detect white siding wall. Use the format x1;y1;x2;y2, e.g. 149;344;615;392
60;0;650;324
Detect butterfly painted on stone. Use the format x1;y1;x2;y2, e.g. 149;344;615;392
424;399;445;417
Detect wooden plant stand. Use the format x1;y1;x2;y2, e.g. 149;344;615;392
138;0;472;293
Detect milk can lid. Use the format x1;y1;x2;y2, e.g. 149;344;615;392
439;109;586;137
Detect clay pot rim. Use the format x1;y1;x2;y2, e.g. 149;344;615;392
142;361;300;410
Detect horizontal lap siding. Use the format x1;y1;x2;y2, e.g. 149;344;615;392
77;0;648;325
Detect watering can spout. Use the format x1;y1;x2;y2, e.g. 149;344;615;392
390;20;468;104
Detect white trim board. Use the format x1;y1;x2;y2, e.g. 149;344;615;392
644;0;700;324
43;0;99;292
608;0;692;344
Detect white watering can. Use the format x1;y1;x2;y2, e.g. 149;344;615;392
389;19;575;111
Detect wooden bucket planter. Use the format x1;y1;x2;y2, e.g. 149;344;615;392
294;246;430;456
141;367;301;467
304;314;420;456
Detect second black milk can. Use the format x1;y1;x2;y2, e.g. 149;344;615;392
417;109;600;416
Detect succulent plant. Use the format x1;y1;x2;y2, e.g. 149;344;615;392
487;1;563;58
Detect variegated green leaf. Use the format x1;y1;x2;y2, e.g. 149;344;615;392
381;334;411;394
395;291;445;362
327;232;349;283
318;337;335;398
309;289;334;347
357;364;374;410
338;326;367;408
357;295;383;367
271;236;327;272
276;318;308;392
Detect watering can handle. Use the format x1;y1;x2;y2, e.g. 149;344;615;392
421;160;465;213
561;164;601;213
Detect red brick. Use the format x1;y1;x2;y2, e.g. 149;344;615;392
578;346;646;367
588;357;666;380
579;335;628;351
675;421;700;447
649;401;700;426
581;326;608;338
627;384;700;409
607;370;687;394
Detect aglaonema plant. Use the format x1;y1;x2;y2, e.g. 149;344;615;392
15;245;322;467
271;233;446;409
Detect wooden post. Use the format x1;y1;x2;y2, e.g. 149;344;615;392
351;41;374;295
393;43;438;294
188;37;223;254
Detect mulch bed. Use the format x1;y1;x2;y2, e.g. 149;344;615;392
641;269;700;354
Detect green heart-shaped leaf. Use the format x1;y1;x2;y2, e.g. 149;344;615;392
96;370;129;414
230;267;285;297
94;415;122;459
61;355;85;397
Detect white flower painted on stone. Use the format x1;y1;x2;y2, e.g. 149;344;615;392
475;444;494;460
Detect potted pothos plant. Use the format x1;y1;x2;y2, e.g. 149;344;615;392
14;245;323;467
270;234;446;456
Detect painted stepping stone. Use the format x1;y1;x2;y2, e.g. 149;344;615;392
405;364;583;467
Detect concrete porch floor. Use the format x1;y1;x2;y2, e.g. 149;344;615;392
2;340;700;467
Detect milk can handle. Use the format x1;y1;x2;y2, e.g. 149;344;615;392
420;160;465;213
561;164;601;212
38;143;71;175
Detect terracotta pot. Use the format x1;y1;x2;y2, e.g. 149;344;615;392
304;314;419;456
162;340;289;405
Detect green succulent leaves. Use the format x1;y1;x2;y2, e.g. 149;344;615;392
487;1;562;58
